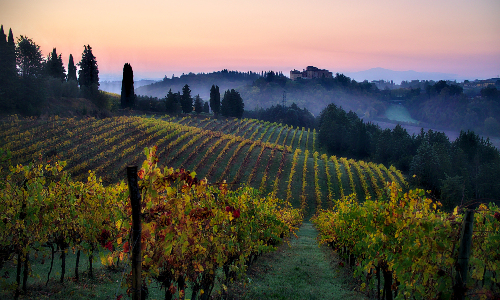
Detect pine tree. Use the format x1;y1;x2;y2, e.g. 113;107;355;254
221;89;244;118
203;101;209;113
45;48;66;81
77;45;99;88
194;94;203;114
67;54;77;81
180;84;192;113
209;84;220;116
121;63;135;109
165;88;180;114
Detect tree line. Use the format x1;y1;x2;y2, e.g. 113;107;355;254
317;103;500;210
131;78;244;118
0;25;109;115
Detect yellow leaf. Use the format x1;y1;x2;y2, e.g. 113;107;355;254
117;237;122;245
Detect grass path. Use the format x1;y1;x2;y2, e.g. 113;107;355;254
228;222;367;300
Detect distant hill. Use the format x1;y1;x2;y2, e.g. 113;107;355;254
100;79;159;94
134;70;260;100
345;67;464;84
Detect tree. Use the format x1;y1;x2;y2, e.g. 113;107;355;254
16;36;44;79
409;140;442;193
44;48;66;81
67;54;77;82
221;89;244;118
121;63;135;109
180;84;192;113
209;85;220;115
77;45;99;88
0;26;17;110
203;101;209;113
15;35;46;115
165;89;180;114
194;94;203;114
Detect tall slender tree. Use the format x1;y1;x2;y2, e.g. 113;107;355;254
180;84;192;113
67;54;77;82
121;63;135;109
0;25;7;86
209;84;220;115
6;28;16;77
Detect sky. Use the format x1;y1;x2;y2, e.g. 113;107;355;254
1;0;499;81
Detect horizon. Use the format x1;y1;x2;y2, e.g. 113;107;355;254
2;0;499;81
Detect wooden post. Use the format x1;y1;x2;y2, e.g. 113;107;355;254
127;166;142;300
453;209;474;300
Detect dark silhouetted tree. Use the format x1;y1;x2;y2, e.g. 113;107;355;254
77;45;99;88
121;63;135;109
165;89;181;114
15;35;46;115
67;54;77;82
180;84;192;113
209;84;220;115
203;101;209;113
194;94;203;114
16;35;44;79
0;25;18;110
45;48;66;81
221;89;244;118
6;28;16;77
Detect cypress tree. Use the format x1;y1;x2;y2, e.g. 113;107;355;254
180;84;192;113
67;54;77;81
121;63;135;109
209;84;220;116
7;28;15;74
0;25;7;82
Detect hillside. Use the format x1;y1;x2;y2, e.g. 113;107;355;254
135;70;260;99
0;114;406;217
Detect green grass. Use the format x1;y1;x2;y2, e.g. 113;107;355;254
384;104;419;124
226;223;367;300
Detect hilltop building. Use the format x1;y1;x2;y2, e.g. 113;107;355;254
290;66;333;81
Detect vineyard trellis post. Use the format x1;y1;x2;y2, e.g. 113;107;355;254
453;208;474;300
127;166;142;300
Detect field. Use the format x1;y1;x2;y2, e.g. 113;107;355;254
0;114;406;217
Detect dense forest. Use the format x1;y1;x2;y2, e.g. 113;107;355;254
317;103;500;210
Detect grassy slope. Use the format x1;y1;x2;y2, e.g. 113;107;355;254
227;223;367;300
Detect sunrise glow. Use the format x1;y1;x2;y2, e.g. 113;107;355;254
1;0;499;79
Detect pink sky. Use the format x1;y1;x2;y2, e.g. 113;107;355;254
1;0;499;80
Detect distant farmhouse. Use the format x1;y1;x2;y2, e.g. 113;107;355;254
290;66;333;81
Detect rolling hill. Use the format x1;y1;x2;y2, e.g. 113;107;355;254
0;114;406;217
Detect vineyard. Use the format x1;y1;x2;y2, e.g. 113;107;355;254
1;114;498;299
0;145;303;299
0;114;406;217
313;183;500;299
